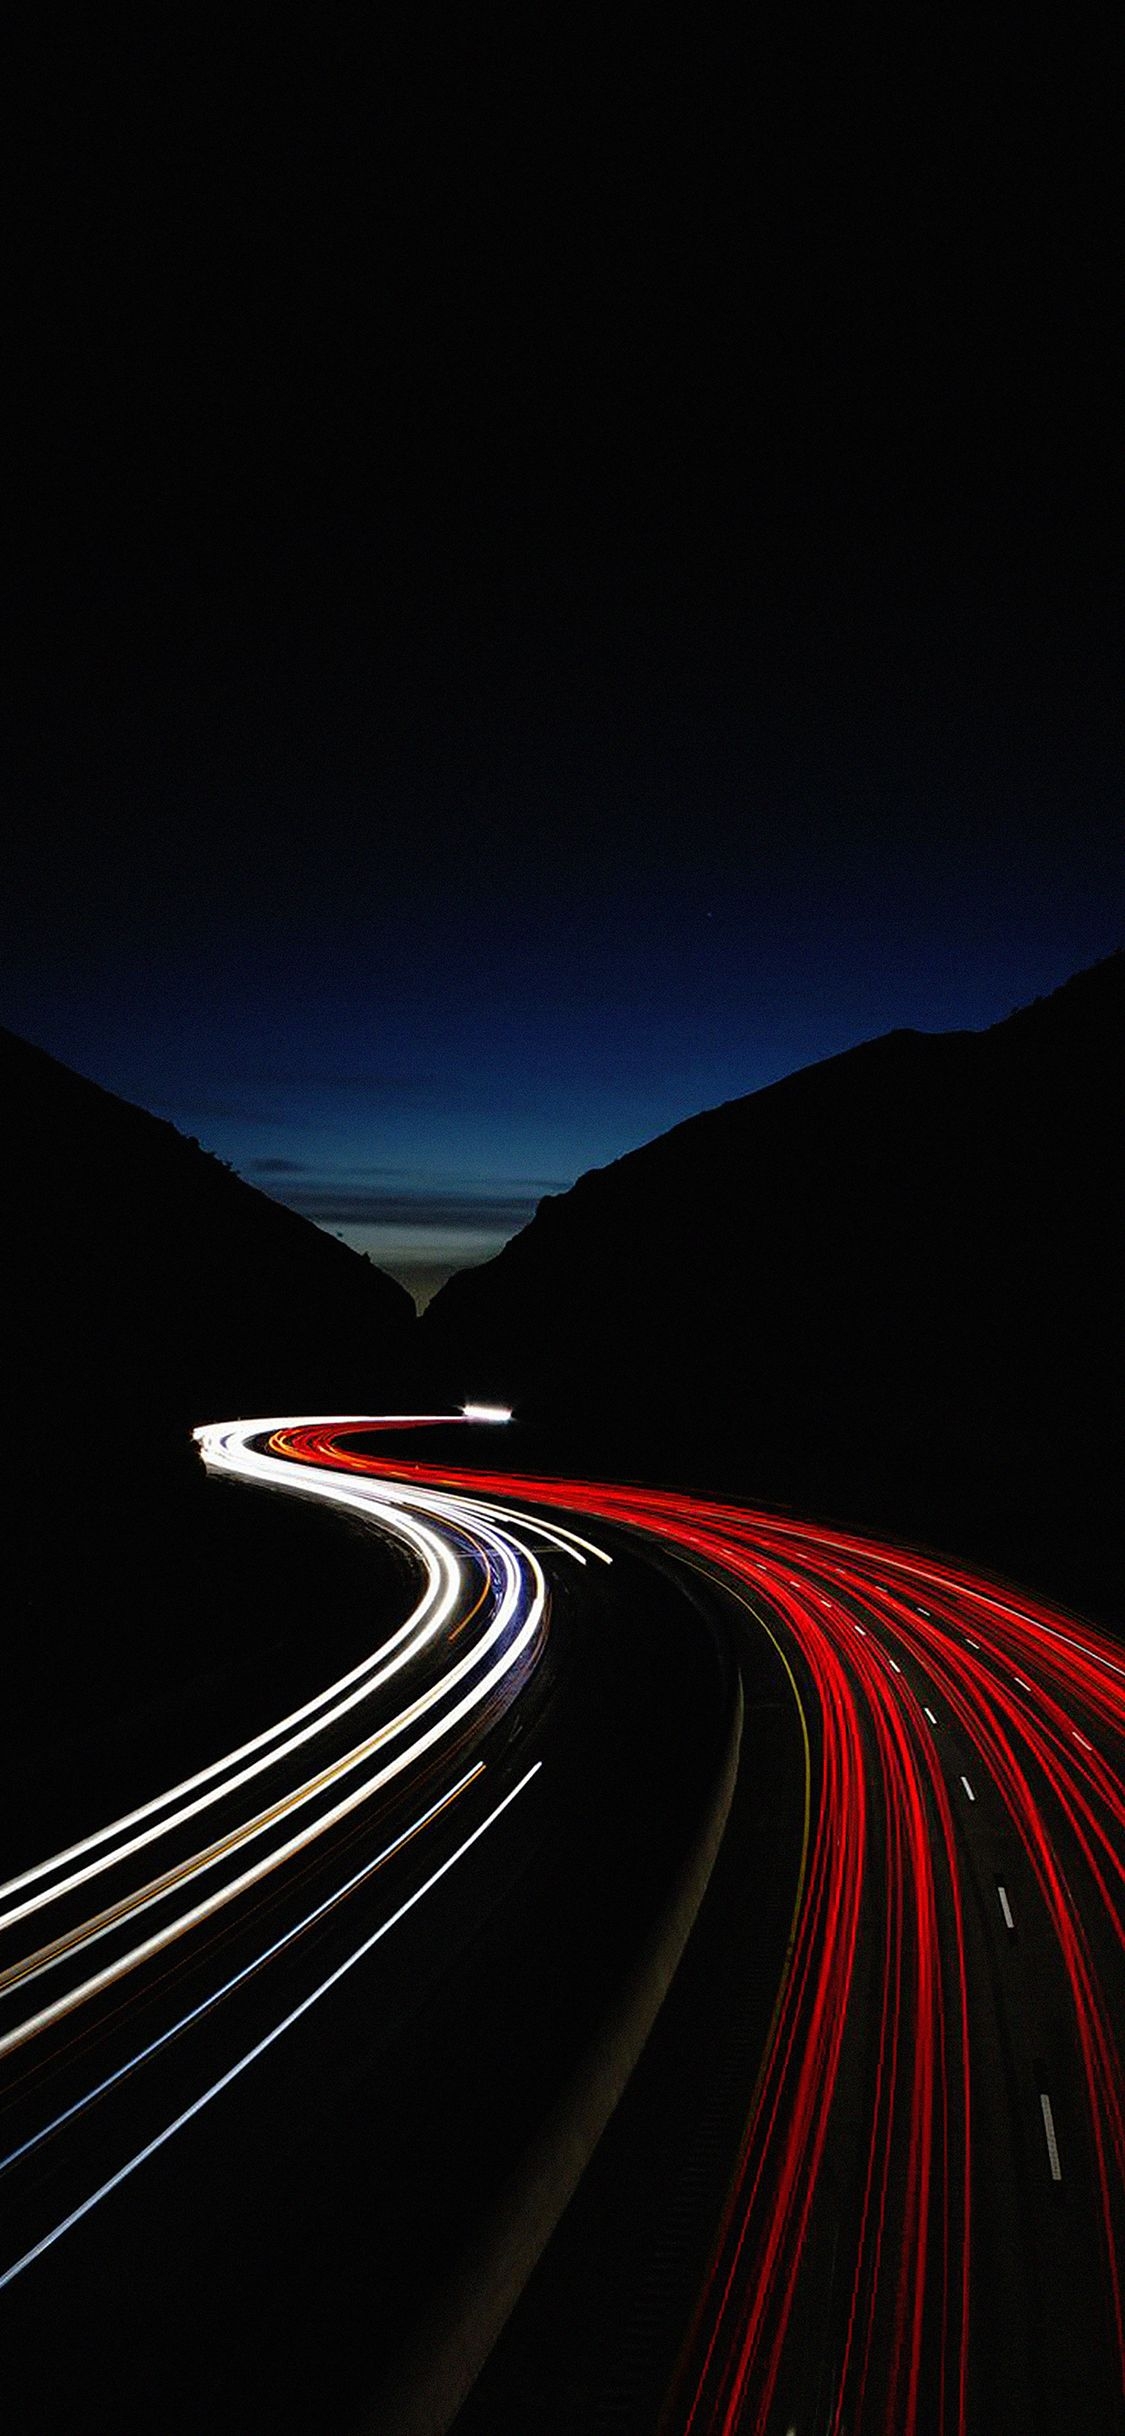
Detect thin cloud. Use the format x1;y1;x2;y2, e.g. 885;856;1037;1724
273;1184;550;1232
249;1157;417;1180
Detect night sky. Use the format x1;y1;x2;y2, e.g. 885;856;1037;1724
3;17;1120;1304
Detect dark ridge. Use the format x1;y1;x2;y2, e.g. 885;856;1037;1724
421;955;1123;1617
0;1022;417;1433
0;1025;420;1802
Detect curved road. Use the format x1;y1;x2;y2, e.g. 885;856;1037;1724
277;1420;1125;2436
2;1414;1122;2434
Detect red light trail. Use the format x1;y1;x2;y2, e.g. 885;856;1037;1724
1;1413;1120;2431
273;1420;1125;2434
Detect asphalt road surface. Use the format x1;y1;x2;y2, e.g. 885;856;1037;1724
2;1414;1121;2434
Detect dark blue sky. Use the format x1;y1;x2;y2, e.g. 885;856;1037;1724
3;18;1121;1303
5;772;1118;1303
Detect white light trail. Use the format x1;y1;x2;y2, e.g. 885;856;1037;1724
0;1417;554;2054
0;1509;464;1936
0;1763;542;2292
0;1768;484;2180
1;1571;546;2054
0;1495;459;1914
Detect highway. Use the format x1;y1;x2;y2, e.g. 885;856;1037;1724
0;1415;574;2280
2;1415;1122;2432
274;1421;1125;2435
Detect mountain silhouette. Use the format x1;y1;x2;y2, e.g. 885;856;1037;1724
0;1026;418;1837
421;956;1123;1616
0;1024;417;1435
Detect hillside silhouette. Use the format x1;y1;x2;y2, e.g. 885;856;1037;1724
1;1027;419;1843
1;1025;417;1434
421;956;1123;1617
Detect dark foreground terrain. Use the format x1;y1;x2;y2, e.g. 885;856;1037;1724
422;954;1123;1619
